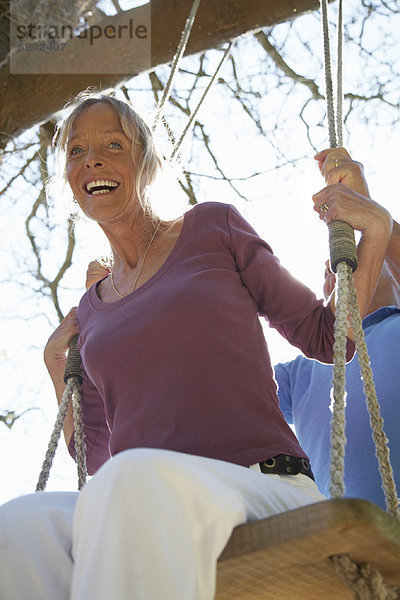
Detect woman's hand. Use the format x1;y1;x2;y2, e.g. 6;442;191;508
314;147;369;197
312;148;393;320
86;260;110;290
312;148;392;240
312;184;392;239
44;307;80;373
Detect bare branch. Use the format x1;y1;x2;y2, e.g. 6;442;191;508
49;216;76;323
194;121;249;202
0;151;39;197
22;124;77;322
254;31;322;100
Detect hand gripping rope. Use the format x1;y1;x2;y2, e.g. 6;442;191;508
36;334;86;491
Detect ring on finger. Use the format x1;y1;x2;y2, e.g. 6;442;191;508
319;203;329;214
334;159;340;168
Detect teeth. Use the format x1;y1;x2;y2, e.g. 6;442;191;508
86;179;119;192
92;189;113;195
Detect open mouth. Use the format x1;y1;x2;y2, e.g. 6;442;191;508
85;179;120;195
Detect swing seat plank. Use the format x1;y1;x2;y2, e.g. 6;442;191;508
216;498;400;599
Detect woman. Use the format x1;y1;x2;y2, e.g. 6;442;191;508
0;90;392;600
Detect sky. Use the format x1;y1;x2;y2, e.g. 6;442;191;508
1;0;400;504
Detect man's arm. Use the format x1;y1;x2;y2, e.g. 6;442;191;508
385;219;400;285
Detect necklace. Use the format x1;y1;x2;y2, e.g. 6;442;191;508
110;220;161;299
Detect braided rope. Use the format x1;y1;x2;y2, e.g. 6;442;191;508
320;0;338;149
151;0;232;164
336;0;344;147
152;0;201;131
36;338;86;492
329;261;350;498
71;379;87;490
331;554;400;600
329;219;358;273
169;41;234;162
346;271;400;519
320;0;350;499
36;381;75;492
63;334;82;384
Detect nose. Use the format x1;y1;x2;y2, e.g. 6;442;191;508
84;146;105;169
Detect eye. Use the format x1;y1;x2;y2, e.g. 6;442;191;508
69;146;84;156
109;141;122;149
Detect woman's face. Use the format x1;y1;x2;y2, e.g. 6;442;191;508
66;102;140;225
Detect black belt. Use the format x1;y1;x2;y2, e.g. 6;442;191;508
258;455;314;481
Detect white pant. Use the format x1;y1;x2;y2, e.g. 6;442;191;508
0;448;325;600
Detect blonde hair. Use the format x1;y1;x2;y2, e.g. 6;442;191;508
52;89;162;216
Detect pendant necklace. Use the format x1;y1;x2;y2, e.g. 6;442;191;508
110;220;161;299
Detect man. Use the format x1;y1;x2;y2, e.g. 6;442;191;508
275;220;400;510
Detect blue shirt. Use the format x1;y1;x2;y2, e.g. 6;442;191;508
275;307;400;510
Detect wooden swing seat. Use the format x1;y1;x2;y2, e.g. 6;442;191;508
216;498;400;599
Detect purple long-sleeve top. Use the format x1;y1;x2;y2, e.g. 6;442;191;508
71;202;354;474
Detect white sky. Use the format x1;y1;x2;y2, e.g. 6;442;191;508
1;1;400;504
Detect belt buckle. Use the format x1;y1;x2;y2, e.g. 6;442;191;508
260;455;309;476
281;455;301;475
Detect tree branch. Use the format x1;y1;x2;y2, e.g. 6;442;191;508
254;31;322;100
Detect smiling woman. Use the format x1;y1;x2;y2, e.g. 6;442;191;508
0;89;392;600
53;93;171;300
65;102;142;222
54;91;162;217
